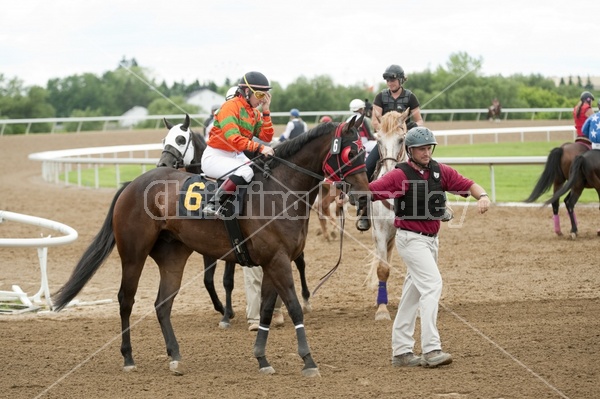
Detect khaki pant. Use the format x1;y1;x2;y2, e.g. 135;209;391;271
243;266;283;324
392;229;443;356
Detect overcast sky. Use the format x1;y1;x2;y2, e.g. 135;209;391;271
2;0;596;90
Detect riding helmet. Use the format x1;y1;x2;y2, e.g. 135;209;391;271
383;65;405;80
225;86;238;100
239;71;272;91
290;108;300;117
349;99;365;112
580;91;595;103
405;126;437;148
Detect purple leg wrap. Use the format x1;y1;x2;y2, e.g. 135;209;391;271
377;281;388;305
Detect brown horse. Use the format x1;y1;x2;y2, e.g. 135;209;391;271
524;138;591;235
158;115;313;327
52;117;369;377
312;181;342;241
544;149;600;239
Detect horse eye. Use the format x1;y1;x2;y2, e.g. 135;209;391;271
175;135;187;146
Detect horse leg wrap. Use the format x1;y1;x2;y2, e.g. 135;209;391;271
553;214;560;233
253;328;269;359
377;281;388;305
295;324;311;358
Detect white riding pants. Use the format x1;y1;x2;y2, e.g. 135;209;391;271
201;146;254;182
392;229;443;356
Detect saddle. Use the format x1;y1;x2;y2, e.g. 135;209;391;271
574;136;592;150
178;175;257;267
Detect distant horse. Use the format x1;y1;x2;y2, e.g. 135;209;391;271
365;109;409;321
487;98;502;121
52;117;369;377
544;149;600;239
524;138;591;235
312;181;342;242
158;115;312;328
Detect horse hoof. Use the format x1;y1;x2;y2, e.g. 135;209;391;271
259;366;276;375
219;321;231;329
570;232;577;240
170;360;185;376
302;367;321;377
123;365;137;372
375;311;391;321
302;301;312;313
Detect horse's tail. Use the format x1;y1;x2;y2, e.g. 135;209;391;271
524;147;564;202
52;183;130;311
544;155;585;206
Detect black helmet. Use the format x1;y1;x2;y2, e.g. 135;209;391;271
239;71;271;91
580;91;595;102
383;64;405;80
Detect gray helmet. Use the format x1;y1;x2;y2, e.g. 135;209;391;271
580;91;595;102
405;127;437;148
383;64;405;80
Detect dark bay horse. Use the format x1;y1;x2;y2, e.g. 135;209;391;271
158;115;312;329
544;149;600;239
52;117;370;377
157;116;238;328
524;138;591;235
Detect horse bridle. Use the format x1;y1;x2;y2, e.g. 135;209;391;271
160;126;194;169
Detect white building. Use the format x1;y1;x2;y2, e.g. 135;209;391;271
186;88;225;114
119;106;148;127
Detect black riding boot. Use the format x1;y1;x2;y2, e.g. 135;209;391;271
203;176;244;217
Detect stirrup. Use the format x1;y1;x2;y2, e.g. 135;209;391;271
203;203;221;217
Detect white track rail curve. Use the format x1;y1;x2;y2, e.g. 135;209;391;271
0;210;78;314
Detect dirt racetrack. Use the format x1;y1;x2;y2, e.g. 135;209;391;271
1;121;599;399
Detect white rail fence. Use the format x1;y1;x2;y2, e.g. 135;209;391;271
2;108;574;135
0;211;78;314
27;125;578;202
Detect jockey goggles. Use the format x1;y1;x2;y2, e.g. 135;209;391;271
243;75;268;100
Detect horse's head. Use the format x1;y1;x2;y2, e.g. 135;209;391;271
376;109;409;173
322;115;370;205
157;114;196;169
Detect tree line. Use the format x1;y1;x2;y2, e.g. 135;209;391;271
0;53;595;134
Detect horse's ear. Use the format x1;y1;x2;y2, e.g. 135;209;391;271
164;118;173;130
181;114;190;131
347;115;359;131
401;108;410;121
356;114;365;128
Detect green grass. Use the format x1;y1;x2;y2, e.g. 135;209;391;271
65;141;599;204
66;165;155;188
435;141;598;204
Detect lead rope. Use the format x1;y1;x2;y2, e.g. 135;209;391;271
311;190;346;296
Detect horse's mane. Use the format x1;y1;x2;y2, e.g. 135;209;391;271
263;122;336;170
378;111;407;138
